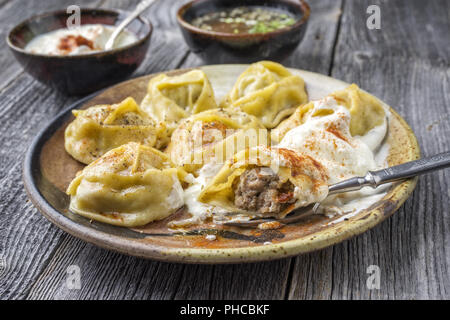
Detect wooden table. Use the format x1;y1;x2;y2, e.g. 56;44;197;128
0;0;448;300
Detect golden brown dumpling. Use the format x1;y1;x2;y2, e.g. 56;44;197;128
66;142;186;227
65;97;164;164
221;61;308;128
140;70;218;139
166;108;267;173
271;84;386;143
198;146;328;219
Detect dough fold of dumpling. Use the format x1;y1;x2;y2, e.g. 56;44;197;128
221;61;308;128
197;146;328;219
166;108;267;174
140;70;218;141
272;84;386;143
67;142;186;227
65;97;164;164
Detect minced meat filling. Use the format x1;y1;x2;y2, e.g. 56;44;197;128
234;167;295;215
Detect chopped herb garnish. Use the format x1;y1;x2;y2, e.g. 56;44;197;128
191;6;298;34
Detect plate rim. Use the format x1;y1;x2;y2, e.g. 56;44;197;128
22;65;421;264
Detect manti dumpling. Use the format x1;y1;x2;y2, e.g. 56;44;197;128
197;146;328;219
166;108;267;174
221;61;308;128
271;84;386;144
66;142;186;227
65;97;164;164
140;70;218;139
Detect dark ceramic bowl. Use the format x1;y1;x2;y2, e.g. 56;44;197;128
177;0;310;64
7;8;152;95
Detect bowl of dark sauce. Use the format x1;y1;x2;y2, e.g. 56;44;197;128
177;0;310;64
7;8;152;95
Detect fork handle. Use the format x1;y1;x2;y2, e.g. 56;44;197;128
328;151;450;195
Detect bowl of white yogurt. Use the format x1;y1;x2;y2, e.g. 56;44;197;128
7;8;152;95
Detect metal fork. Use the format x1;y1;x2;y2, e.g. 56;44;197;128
224;151;450;228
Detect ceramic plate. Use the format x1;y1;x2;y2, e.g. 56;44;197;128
23;65;420;263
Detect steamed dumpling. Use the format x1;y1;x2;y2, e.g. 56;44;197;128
221;61;308;128
65;97;164;164
166;108;267;174
66;142;186;227
198;146;328;219
272;84;386;144
140;70;218;140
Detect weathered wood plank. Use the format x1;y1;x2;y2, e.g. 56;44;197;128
0;0;191;300
27;237;187;300
288;0;450;300
335;0;449;66
0;0;111;300
24;0;194;300
0;76;78;300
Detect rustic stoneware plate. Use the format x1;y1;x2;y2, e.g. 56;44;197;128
23;65;420;264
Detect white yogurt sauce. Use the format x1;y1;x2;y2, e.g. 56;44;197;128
167;174;185;210
168;163;229;228
205;234;217;241
278;96;390;218
25;24;137;55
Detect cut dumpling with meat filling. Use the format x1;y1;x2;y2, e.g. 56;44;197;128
272;84;386;146
234;167;299;216
140;70;218;142
198;146;328;219
221;61;308;128
65;97;164;164
166;108;267;174
66;142;186;227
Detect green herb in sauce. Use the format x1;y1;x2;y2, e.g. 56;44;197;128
191;6;297;34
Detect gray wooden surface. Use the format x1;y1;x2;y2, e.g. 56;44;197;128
0;0;448;300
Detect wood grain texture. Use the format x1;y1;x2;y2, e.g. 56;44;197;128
288;0;449;300
0;0;110;299
0;0;448;300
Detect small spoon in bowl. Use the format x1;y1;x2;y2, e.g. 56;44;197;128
224;151;450;228
105;0;157;51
